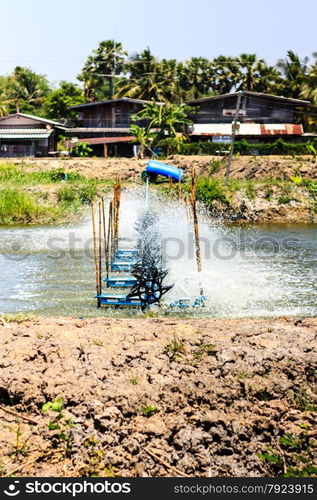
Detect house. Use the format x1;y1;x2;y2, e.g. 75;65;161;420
0;113;65;157
67;97;155;157
187;91;310;144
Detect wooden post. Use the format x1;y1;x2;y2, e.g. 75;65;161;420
103;143;108;158
178;176;182;201
225;91;242;185
98;200;102;299
169;176;173;200
106;200;112;280
190;168;203;295
113;177;121;251
91;201;100;305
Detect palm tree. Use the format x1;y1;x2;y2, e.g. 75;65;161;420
211;55;240;94
300;53;317;129
131;99;192;142
78;40;127;100
6;66;50;114
276;50;309;98
178;57;213;100
115;49;164;101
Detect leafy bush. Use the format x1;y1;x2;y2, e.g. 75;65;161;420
177;139;317;156
71;142;93;157
57;182;97;206
195;177;228;205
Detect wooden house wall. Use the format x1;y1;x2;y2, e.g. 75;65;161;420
191;96;294;124
79;101;145;128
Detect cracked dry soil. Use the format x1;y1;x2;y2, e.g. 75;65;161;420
0;316;316;477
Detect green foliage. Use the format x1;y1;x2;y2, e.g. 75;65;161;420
294;388;317;411
41;397;74;456
193;343;217;360
78;40;127;101
195;177;228;205
43;81;85;122
259;431;317;477
278;196;292;204
71;142;93;157
141;404;157;417
305;180;317;212
0;163;83;185
2;66;50;115
209;159;223;175
164;336;185;362
178;139;317;157
130;376;139;385
0;188;51;224
57;182;97;206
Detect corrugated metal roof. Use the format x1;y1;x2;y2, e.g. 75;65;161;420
70;97;163;110
187;91;310;106
68;136;135;146
0;113;65;128
191;123;303;136
0;128;53;139
67;127;131;133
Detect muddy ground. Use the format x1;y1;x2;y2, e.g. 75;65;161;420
0;316;316;477
7;155;317;181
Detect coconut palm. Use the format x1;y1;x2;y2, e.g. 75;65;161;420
115;49;164;101
276;50;309;98
6;66;50;114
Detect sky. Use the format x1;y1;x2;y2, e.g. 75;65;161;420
0;0;316;87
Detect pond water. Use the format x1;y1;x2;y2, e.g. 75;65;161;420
0;190;316;318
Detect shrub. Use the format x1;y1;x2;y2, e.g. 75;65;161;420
71;142;93;157
195;177;228;205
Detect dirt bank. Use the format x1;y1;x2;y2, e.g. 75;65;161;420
2;157;317;223
6;155;317;181
0;316;316;477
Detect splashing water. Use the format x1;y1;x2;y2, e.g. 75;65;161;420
0;186;316;317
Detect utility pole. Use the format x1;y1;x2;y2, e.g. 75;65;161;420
225;91;242;185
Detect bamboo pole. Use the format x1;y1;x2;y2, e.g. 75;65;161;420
106;200;112;280
98;200;102;300
190;168;203;295
91;201;100;304
178;176;182;202
169;176;173;200
113;176;122;252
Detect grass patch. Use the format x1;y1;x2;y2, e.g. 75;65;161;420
0;163;105;224
0;313;35;323
0;163;84;185
0;188;58;224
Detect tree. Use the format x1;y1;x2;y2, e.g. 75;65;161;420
43;81;85;123
235;53;280;93
211;55;240;94
276;50;309;98
130;124;155;158
6;66;50;115
300;53;317;130
131;99;192;143
115;48;164;101
78;40;127;101
178;57;213;100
